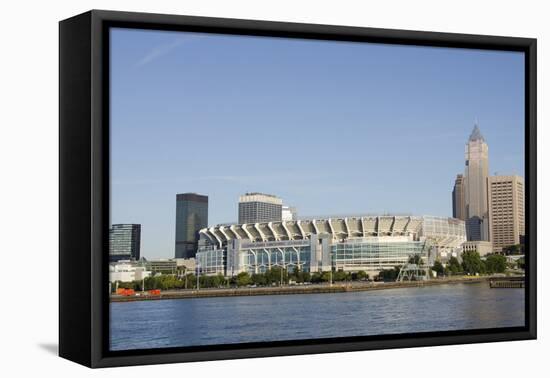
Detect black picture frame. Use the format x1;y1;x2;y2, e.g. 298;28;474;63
59;9;537;368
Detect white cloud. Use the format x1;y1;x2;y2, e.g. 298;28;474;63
135;37;188;67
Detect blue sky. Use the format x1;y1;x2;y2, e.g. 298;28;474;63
110;28;525;259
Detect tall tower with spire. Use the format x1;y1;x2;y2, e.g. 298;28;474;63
464;124;490;241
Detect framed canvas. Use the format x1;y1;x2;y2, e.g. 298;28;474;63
59;10;537;368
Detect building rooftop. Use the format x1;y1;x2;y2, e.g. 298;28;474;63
243;192;279;198
239;192;283;204
200;215;466;249
469;124;485;142
176;193;208;202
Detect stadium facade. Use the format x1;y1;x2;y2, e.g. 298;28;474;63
196;215;466;277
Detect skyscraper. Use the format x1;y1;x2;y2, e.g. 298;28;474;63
452;174;466;220
487;175;525;252
175;193;208;259
109;224;141;262
464;125;490;241
238;193;282;224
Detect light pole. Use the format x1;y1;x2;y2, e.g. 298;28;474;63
196;260;200;291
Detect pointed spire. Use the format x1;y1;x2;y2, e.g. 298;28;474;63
469;122;485;142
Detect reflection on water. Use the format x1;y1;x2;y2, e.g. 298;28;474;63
110;283;524;351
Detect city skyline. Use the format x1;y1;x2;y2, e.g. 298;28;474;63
110;28;525;259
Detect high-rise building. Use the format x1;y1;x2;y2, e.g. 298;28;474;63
238;192;282;224
465;217;484;241
464;125;490;241
175;193;208;259
109;224;141;262
282;205;297;221
487;175;525;252
452;174;466;220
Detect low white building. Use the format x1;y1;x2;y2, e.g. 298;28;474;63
462;241;493;256
175;257;196;271
109;261;151;283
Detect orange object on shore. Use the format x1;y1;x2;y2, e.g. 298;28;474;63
148;289;161;295
116;288;135;296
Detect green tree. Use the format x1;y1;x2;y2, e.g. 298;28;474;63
333;270;347;282
310;272;322;283
200;275;223;288
517;257;525;270
432;260;445;276
485;254;507;274
502;244;524;255
446;256;462;275
291;266;304;283
186;274;197;289
251;273;267;286
143;276;155;290
173;277;185;289
379;266;401;281
216;273;227;287
263;268;273;285
320;271;332;282
356;270;368;281
266;267;285;285
117;281;137;290
236;272;252;287
462;250;484;275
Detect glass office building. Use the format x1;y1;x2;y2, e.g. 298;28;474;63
109;224;141;262
175;193;208;259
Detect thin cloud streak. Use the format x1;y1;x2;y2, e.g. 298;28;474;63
135;37;188;67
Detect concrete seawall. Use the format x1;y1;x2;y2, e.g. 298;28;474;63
110;276;516;303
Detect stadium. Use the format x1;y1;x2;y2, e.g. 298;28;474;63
196;215;466;277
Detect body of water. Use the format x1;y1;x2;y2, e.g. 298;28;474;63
110;283;524;351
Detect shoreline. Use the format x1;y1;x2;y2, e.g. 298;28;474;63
110;275;523;303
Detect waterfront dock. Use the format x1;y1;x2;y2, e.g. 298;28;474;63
110;275;523;302
489;276;525;288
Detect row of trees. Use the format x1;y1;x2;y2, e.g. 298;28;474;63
378;252;510;281
116;273;226;291
237;267;369;287
115;266;371;291
115;251;514;291
430;252;508;276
